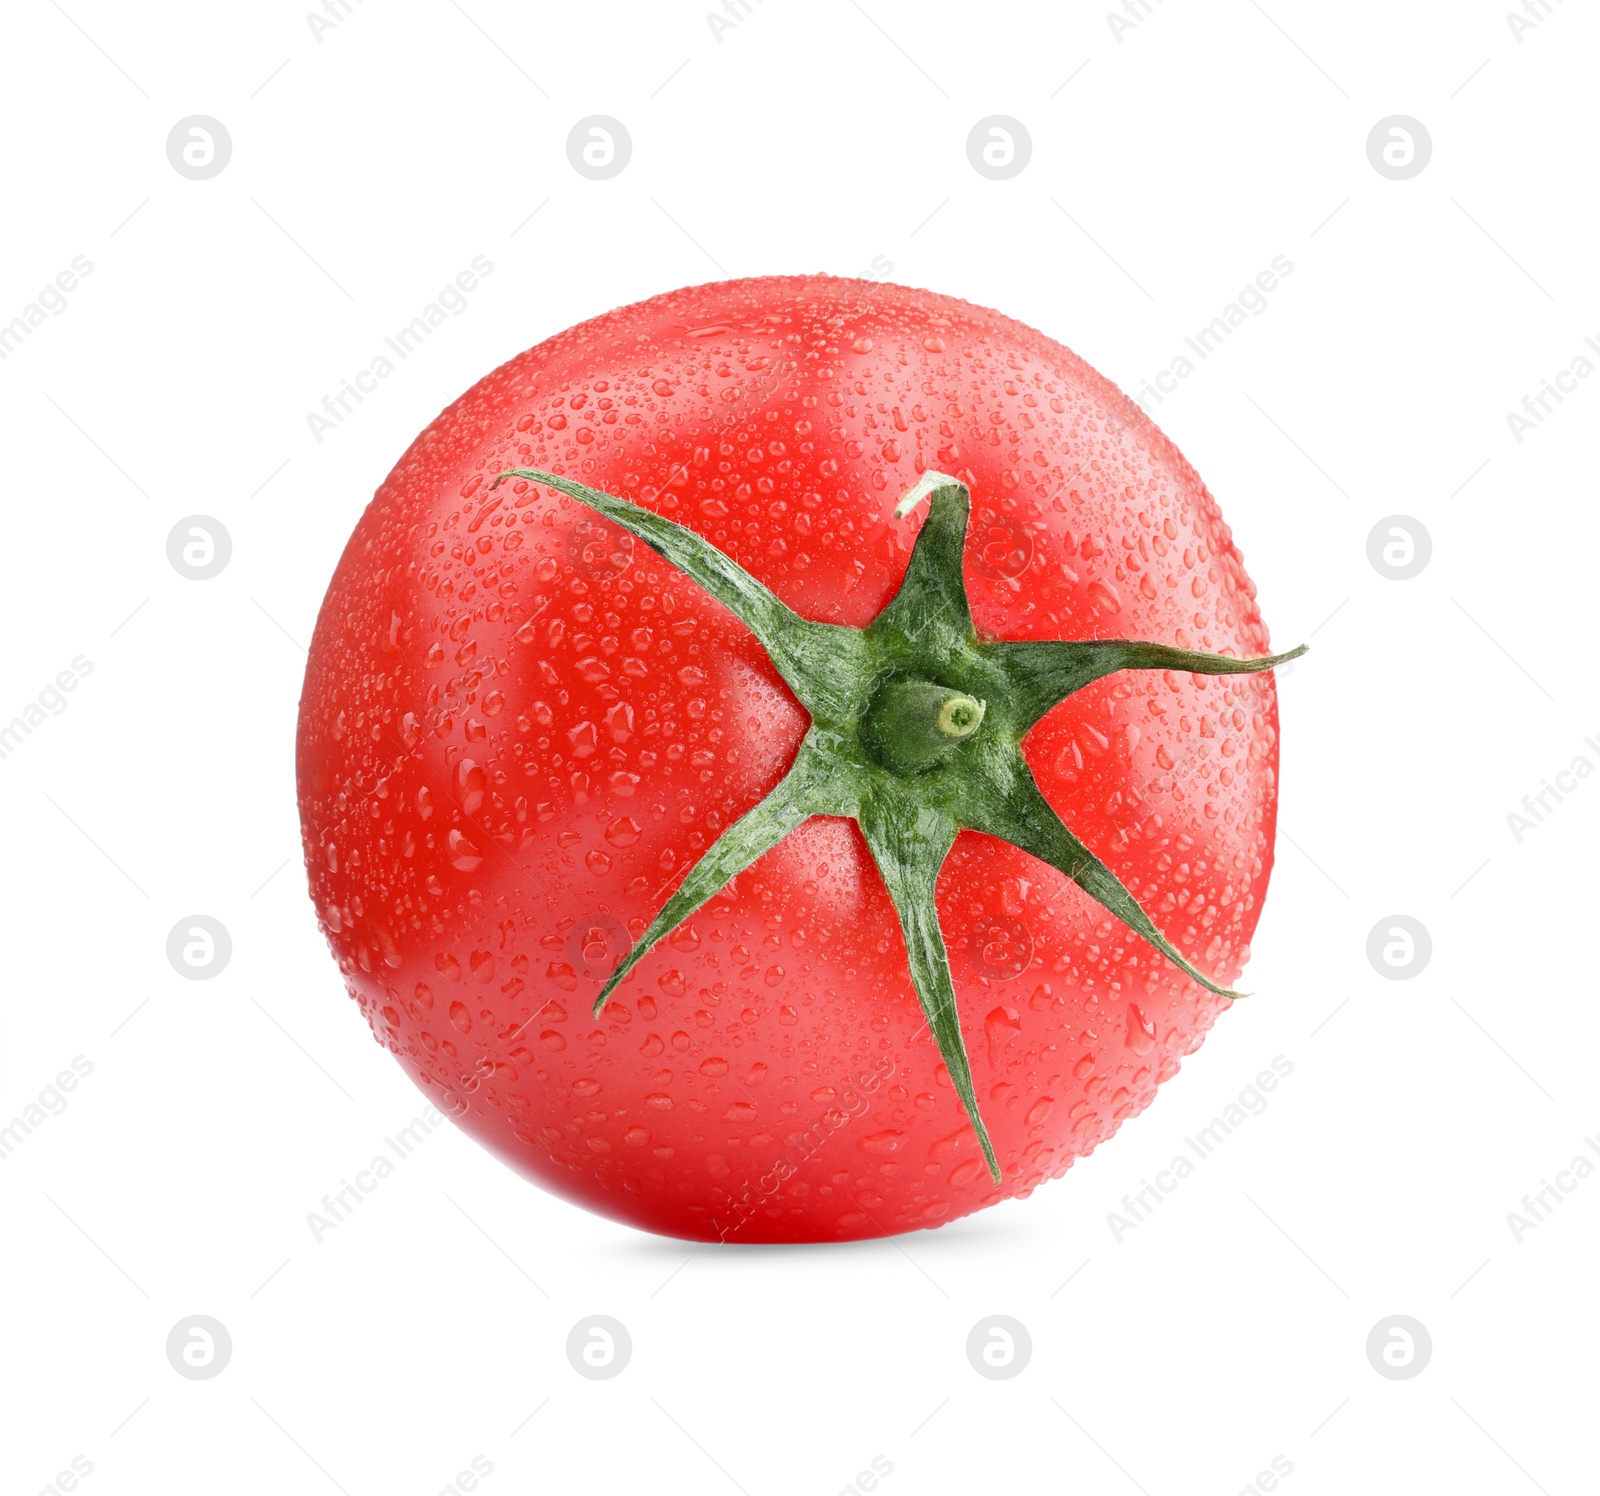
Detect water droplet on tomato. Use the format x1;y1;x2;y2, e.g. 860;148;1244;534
1088;579;1122;615
448;830;482;870
860;1129;905;1154
1125;1002;1156;1055
605;817;641;847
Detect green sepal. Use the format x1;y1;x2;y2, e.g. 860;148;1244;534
587;737;844;1016
966;765;1245;1000
858;795;1000;1183
492;467;862;722
869;476;976;653
986;638;1307;734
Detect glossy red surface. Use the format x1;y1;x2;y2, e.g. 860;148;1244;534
296;276;1284;1241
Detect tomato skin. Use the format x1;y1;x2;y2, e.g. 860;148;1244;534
296;276;1283;1242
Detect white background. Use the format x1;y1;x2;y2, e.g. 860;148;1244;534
2;1;1595;1492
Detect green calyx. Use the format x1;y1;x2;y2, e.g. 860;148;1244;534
492;465;1306;1183
860;680;987;774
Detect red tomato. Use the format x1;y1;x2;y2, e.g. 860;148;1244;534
296;276;1288;1242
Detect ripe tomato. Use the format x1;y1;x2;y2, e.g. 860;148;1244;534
296;275;1290;1242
